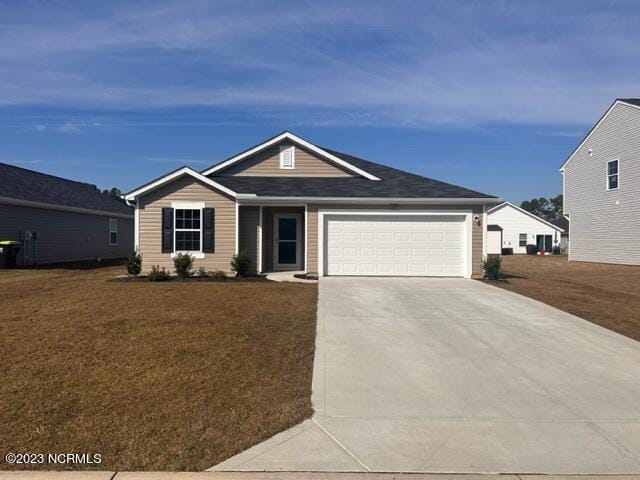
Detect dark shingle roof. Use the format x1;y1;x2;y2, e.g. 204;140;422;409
619;98;640;107
0;162;133;216
549;216;569;231
211;148;497;199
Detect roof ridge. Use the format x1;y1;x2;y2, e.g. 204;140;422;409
200;130;294;174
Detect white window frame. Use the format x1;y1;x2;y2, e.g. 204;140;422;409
109;218;118;245
171;201;205;259
606;159;619;191
279;145;295;169
518;233;527;247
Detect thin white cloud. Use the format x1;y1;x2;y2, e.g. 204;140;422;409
0;1;639;127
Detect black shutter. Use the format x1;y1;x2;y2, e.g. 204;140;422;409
162;207;174;253
203;208;215;253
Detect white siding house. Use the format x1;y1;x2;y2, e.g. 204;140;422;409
487;202;564;254
561;98;640;266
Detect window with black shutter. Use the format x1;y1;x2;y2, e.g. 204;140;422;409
162;207;174;253
203;208;215;253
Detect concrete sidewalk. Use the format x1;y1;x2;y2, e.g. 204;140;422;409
2;473;640;480
211;278;640;474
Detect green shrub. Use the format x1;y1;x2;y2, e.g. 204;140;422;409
173;252;194;278
482;255;502;280
148;265;170;281
126;250;142;276
211;270;227;281
196;266;208;278
230;249;251;277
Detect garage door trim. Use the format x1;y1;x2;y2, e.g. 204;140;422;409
318;209;473;278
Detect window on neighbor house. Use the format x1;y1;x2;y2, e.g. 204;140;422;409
519;233;527;247
109;219;118;245
607;159;619;190
175;209;201;252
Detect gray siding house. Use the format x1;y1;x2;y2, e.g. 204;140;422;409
0;163;134;265
560;98;640;265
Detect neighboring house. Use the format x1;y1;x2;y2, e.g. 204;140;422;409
561;98;640;265
0;162;134;265
124;132;501;278
487;201;564;254
550;216;569;252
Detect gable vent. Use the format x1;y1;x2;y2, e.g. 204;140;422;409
279;145;295;169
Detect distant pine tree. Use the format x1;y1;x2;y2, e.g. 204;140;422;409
520;194;563;222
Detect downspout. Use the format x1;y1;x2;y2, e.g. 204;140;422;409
124;196;139;251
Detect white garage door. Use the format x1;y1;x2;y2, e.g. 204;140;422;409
325;215;467;277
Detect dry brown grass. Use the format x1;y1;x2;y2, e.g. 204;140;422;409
0;263;317;471
487;255;640;341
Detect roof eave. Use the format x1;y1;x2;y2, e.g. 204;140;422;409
487;201;565;232
125;166;237;201
236;194;502;205
0;195;133;219
560;99;640;171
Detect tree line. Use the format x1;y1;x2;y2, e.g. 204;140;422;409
519;194;563;222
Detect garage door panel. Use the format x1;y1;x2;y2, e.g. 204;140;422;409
325;214;466;277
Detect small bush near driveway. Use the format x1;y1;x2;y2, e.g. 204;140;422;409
482;254;502;280
483;254;640;342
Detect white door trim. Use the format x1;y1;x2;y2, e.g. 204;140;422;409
274;213;302;270
317;209;473;278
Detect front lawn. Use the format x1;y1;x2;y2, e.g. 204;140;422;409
486;254;640;342
0;263;317;471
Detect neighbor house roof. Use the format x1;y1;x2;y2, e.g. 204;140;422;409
487;201;564;232
0;162;133;216
210;147;498;200
618;98;640;107
560;98;640;171
550;216;569;232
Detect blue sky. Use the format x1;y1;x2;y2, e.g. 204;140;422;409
1;0;639;202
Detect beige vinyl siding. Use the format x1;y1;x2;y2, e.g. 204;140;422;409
138;175;236;272
0;203;133;265
306;204;484;276
307;205;318;273
221;143;353;177
239;206;260;274
563;102;640;265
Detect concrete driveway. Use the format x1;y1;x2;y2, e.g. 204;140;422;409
212;277;640;474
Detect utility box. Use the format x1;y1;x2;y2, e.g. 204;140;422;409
0;241;20;269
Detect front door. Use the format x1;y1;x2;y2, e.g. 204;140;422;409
274;213;301;270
